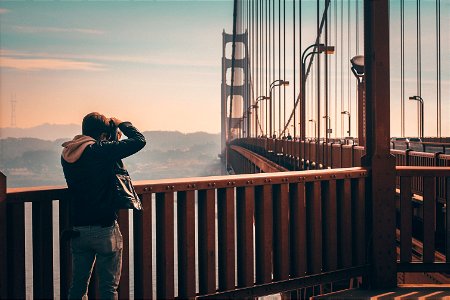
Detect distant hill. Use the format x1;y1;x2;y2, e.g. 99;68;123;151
0;125;220;146
0;124;80;141
0;127;222;188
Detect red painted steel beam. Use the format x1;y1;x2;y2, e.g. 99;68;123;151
364;0;397;288
396;166;450;177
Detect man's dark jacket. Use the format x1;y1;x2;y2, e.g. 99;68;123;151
61;122;146;226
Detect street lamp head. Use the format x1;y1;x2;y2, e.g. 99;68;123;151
409;96;420;101
308;119;314;122
318;44;335;54
270;79;289;89
341;111;350;115
256;95;270;102
350;55;365;76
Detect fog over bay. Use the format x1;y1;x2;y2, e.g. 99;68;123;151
0;124;222;188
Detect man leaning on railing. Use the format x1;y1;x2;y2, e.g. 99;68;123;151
61;112;146;299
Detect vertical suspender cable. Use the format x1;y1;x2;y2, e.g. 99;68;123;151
355;0;358;135
340;0;344;137
278;0;281;135
228;0;238;141
325;0;329;144
299;0;302;139
417;0;421;136
436;0;441;137
274;0;277;135
261;0;264;135
266;0;274;130
401;0;405;137
272;0;281;133
328;0;332;139
347;0;351;125
284;0;287;137
257;0;260;135
317;0;320;142
335;0;338;138
266;0;268;136
293;0;296;139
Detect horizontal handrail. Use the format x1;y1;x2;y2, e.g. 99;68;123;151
7;167;368;202
396;166;450;177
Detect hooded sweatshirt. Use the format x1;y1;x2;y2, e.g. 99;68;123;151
62;135;96;163
61;122;146;226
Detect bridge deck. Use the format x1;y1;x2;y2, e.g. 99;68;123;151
313;285;450;299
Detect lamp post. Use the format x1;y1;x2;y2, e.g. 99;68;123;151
301;44;335;141
409;95;424;138
255;96;270;137
243;104;258;138
350;55;366;147
308;119;317;140
341;111;351;137
269;80;289;138
323;115;331;140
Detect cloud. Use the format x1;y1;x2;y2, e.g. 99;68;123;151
12;25;104;35
0;8;9;14
0;56;105;71
0;49;217;68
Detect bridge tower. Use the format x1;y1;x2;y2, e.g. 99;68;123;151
221;30;250;156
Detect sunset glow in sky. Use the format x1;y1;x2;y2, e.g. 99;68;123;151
0;1;233;133
0;1;449;137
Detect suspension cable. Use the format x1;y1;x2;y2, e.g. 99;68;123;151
436;0;441;137
417;0;421;136
293;0;296;139
278;0;281;135
401;0;405;137
280;0;331;137
228;0;238;141
298;0;302;140
283;0;286;137
335;0;337;138
347;0;351;125
340;0;344;137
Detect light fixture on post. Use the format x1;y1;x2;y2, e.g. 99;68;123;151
322;115;332;139
301;44;335;141
308;119;317;140
350;55;366;147
269;80;289;138
350;55;365;82
409;95;424;138
255;96;270;137
341;111;351;137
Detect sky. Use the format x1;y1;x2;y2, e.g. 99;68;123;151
0;1;234;133
0;0;449;137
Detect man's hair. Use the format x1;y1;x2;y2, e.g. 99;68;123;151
82;112;110;140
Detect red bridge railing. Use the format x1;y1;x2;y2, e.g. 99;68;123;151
0;168;369;299
396;167;450;272
1;165;450;298
234;138;450;203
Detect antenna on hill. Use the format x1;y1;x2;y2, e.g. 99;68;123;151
11;94;17;127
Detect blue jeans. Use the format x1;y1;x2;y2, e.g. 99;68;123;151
68;222;123;300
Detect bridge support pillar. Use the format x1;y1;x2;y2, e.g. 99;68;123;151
364;0;397;289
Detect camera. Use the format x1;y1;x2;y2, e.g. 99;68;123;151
109;120;119;141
